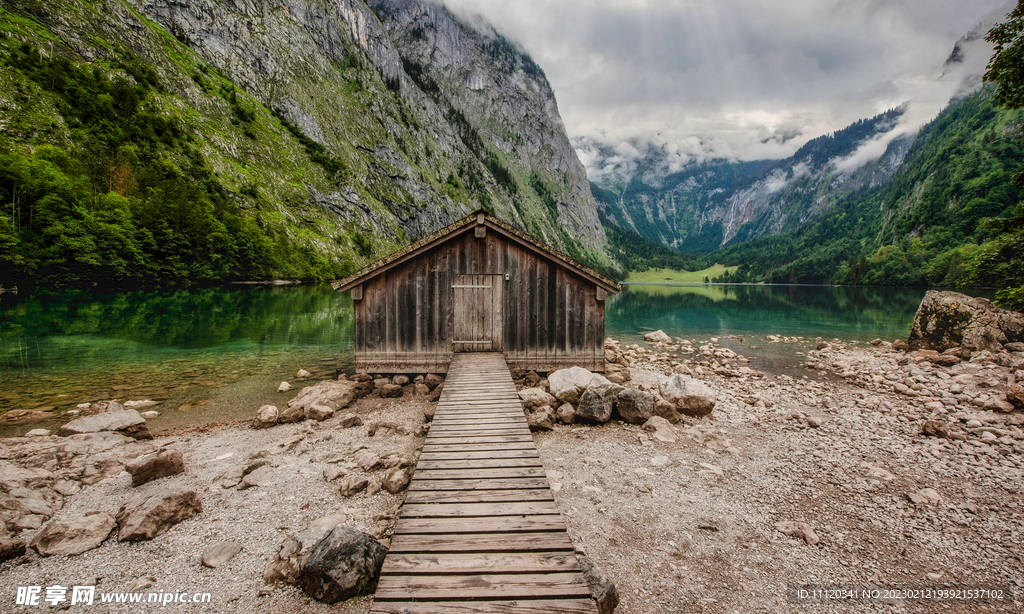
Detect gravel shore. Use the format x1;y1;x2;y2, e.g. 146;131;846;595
2;337;1022;613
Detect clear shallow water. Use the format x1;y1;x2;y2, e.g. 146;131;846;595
0;283;993;435
0;285;353;436
606;284;994;374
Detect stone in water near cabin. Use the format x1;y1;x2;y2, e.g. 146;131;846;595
278;381;292;392
0;410;53;425
644;330;672;343
58;409;152;440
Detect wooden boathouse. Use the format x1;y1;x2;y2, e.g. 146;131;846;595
332;210;622;374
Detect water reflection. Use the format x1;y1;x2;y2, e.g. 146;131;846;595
0;285;354;435
605;284;941;343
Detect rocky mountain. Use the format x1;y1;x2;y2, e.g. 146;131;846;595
586;6;1010;255
0;0;610;286
591;108;909;253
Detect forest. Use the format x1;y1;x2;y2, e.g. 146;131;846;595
0;41;349;288
607;89;1024;310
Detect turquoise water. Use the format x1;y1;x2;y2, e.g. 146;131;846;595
0;283;992;435
605;283;985;374
607;283;943;343
0;285;353;436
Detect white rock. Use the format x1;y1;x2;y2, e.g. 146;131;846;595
644;330;672;343
548;367;611;404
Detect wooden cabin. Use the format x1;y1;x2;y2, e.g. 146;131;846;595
332;210;622;374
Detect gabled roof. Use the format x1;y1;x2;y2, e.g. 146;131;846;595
331;210;622;293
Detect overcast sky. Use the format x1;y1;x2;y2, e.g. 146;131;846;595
442;0;1014;181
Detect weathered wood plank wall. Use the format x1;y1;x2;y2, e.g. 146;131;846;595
353;228;604;374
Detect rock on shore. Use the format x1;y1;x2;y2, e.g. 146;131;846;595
909;290;1024;352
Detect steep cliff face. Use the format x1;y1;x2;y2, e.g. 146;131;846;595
129;0;608;259
0;0;609;283
372;0;606;256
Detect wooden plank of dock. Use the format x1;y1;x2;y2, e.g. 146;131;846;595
370;352;598;614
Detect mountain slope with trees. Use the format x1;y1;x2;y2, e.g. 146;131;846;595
0;0;612;288
704;88;1023;301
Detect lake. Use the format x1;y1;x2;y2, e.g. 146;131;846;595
0;283;991;436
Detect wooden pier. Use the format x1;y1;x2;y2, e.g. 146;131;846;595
370;353;598;614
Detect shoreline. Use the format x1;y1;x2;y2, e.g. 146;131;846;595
0;338;1021;612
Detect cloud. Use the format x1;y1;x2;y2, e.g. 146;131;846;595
440;0;1012;177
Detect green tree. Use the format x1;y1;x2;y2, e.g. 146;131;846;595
980;2;1024;308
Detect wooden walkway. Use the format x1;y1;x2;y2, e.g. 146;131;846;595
371;353;598;614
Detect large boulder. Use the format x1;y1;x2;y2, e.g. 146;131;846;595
659;375;716;417
908;291;1024;353
576;383;625;423
548;367;611;404
615;389;654;424
301;527;388;603
288;380;360;418
30;512;116;556
58;410;152;440
265;526;387;603
578;555;619;614
116;488;202;542
126;449;184;487
518;388;557;411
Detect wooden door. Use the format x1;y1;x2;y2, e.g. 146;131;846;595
451;274;503;352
